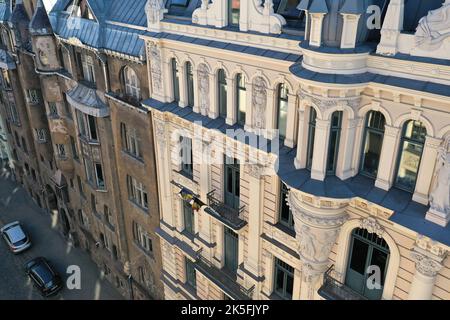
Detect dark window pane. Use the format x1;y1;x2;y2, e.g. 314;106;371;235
349;238;369;275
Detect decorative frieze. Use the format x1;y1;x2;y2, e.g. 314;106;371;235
359;217;384;237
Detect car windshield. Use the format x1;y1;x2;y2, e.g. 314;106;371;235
32;263;54;284
7;226;26;244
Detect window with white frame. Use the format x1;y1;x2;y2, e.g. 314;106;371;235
48;102;58;117
56;144;66;159
127;175;148;210
133;221;153;253
120;123;141;158
77;110;98;141
26;89;40;105
94;162;105;190
81;54;96;83
35;129;47;143
123;66;140;100
78;209;89;228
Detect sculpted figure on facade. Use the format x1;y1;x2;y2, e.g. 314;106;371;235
197;63;210;115
145;0;165;26
415;0;450;51
148;43;163;94
252;77;267;130
429;136;450;215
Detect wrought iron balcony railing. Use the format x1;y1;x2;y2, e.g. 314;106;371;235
195;254;254;300
318;265;368;300
205;190;246;231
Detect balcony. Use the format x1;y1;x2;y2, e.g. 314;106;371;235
204;190;246;231
318;265;368;300
194;255;254;300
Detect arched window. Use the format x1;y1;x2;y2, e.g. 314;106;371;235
276;83;289;140
326;111;343;175
171;58;180;103
218;69;227;118
360;111;385;178
345;228;390;300
124;67;140;100
394;120;427;192
236;73;246;125
306;107;317;170
228;0;240;26
186;61;194;107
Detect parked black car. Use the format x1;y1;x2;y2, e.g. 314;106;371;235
25;257;63;297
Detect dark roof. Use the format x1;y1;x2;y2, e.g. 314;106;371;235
30;0;53;35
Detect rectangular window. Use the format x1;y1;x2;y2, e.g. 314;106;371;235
21;137;28;154
183;201;194;236
180;136;193;177
185;258;197;289
26;89;40;105
82;54;96;83
88;115;98;141
104;205;114;227
77;175;85;197
95;163;105;190
133;222;153;253
121;123;141;158
84;159;94;184
70;136;78;160
56;144;66;158
274;257;294;300
48;102;58;117
127;175;148;210
228;0;240;26
279;183;294;229
35;129;46;143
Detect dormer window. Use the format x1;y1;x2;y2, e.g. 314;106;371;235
66;0;95;21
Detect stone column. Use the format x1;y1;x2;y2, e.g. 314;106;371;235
245;164;266;278
337;117;362;180
340;14;361;49
244;81;254;131
375;125;400;190
311;119;331;181
192;65;200;113
294;108;306;169
309;13;326;47
208;72;218;119
154;119;175;228
284;93;297;148
178;62;187;108
287;189;348;300
226;76;235;125
377;0;405;56
264;87;276;139
413;136;442;205
408;238;448;300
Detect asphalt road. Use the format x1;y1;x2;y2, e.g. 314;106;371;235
0;162;123;300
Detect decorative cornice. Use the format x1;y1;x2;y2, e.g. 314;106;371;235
359;217;385;237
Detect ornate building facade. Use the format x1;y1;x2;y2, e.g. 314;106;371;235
0;0;449;301
0;0;164;300
143;0;449;300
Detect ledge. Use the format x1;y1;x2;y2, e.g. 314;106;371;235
66;83;109;118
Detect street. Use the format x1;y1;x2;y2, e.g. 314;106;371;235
0;162;123;300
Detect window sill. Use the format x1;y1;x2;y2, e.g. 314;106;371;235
133;241;155;260
121;150;145;165
274;222;296;238
175;169;194;181
128;199;149;214
79;135;100;146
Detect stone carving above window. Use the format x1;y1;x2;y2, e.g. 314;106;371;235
197;63;210;116
148;43;163;95
145;0;166;30
415;1;450;51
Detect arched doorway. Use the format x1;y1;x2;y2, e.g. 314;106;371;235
345;228;390;300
